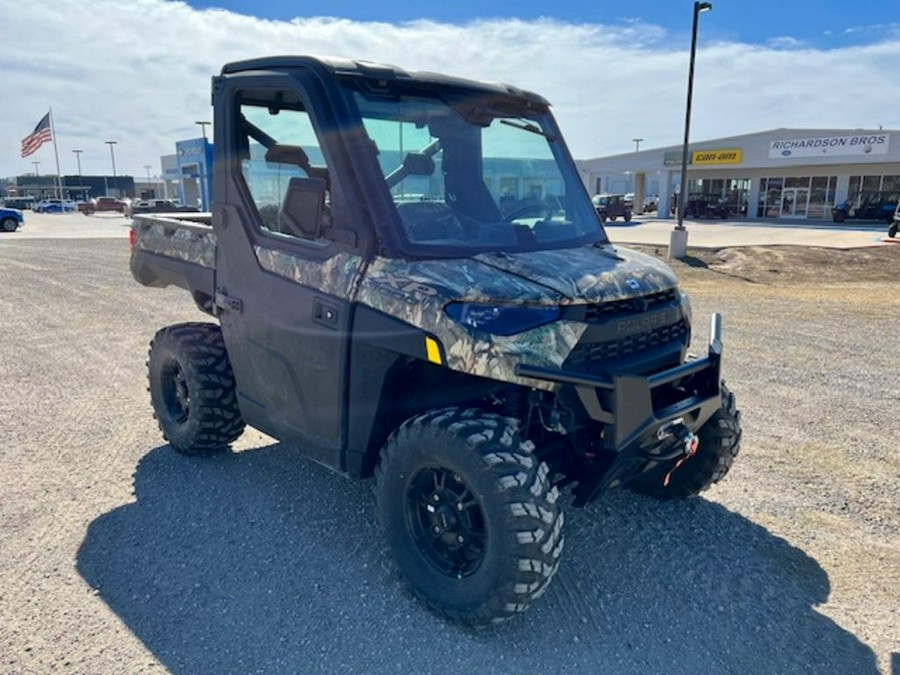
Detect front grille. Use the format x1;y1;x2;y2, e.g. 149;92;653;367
564;319;688;371
583;289;678;322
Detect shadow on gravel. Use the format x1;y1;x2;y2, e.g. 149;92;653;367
78;444;877;675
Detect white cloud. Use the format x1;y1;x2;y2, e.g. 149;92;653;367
766;36;804;49
3;0;900;179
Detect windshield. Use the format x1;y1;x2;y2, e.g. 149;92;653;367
349;88;606;256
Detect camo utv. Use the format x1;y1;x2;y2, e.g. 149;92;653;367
130;55;742;626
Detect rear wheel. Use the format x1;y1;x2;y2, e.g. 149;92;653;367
1;218;17;232
376;408;564;626
147;322;244;455
628;385;741;500
889;222;898;238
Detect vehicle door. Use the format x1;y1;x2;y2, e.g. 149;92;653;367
212;75;371;470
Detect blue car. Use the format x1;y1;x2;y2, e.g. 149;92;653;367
34;198;77;213
0;207;24;232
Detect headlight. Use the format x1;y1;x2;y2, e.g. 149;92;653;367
444;302;560;336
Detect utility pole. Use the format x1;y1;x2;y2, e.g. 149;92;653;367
72;150;84;200
105;140;118;196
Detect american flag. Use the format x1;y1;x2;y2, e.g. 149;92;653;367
21;112;52;158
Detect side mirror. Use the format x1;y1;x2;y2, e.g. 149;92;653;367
402;152;435;176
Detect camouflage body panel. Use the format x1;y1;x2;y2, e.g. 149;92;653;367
254;246;365;297
472;245;678;302
135;219;217;268
357;257;583;390
356;245;679;390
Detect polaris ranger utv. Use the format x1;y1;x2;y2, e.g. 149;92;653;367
130;56;741;626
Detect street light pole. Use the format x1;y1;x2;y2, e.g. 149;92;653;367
669;1;712;260
105;140;118;197
633;138;643;152
195;121;211;139
31;161;41;199
72;150;84;200
144;164;152;197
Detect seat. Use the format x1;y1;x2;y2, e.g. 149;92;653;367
279;177;327;238
396;201;463;242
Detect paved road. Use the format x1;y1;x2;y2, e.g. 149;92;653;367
607;215;892;249
1;234;896;673
4;210;894;248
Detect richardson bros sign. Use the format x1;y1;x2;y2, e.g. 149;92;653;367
769;134;890;159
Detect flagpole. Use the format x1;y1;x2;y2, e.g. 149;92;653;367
49;107;63;199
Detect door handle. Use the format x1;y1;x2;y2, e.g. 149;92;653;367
215;290;243;314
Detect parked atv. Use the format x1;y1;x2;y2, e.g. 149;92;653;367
591;193;632;222
833;190;899;223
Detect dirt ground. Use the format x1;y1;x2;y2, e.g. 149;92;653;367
668;244;900;675
0;239;898;674
634;243;900;285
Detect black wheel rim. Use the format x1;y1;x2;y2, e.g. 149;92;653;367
405;466;486;579
161;359;190;424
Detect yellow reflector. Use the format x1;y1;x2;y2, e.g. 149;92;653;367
425;336;442;365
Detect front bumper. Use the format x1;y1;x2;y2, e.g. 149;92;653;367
516;313;725;504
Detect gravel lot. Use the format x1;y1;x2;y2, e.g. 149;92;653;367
0;231;898;674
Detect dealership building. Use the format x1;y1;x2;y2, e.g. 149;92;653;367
577;128;900;220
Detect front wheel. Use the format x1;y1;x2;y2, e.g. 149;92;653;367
889;222;898;238
147;322;245;455
1;217;17;232
628;385;741;500
376;408;564;626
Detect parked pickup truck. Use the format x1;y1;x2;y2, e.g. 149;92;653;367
80;196;128;215
124;199;201;219
130;55;741;626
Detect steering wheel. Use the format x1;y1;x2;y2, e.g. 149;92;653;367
504;202;555;222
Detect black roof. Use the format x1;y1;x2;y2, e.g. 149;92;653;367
220;55;550;106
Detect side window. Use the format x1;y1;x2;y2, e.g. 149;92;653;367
237;92;331;243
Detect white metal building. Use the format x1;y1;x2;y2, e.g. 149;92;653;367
577;128;900;220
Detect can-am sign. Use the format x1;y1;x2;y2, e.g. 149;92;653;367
769;134;890;159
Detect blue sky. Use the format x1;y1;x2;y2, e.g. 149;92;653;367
182;0;897;49
2;0;899;178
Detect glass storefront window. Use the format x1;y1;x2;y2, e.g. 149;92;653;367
808;176;833;219
862;175;881;193
759;175;837;219
882;175;900;193
764;177;782;218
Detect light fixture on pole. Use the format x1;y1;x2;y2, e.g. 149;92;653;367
669;1;712;260
195;121;211;139
632;137;644;152
105;141;118;197
72;150;84;200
